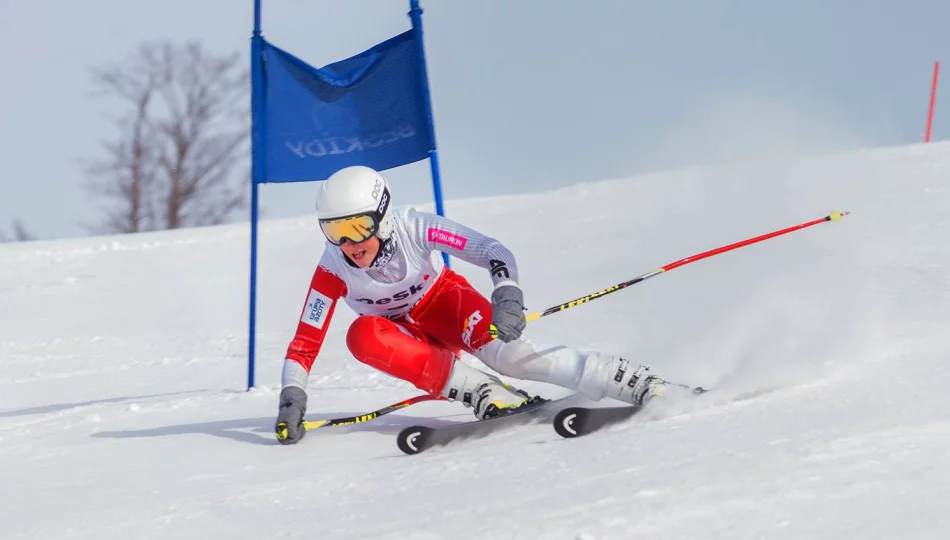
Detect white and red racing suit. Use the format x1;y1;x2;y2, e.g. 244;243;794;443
281;207;620;402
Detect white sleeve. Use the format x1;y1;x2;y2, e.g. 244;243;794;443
405;209;520;288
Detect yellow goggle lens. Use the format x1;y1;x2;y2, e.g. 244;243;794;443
319;214;377;245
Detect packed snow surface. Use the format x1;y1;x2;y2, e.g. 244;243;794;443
3;143;950;539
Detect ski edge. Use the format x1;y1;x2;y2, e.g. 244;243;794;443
553;405;642;438
396;394;578;455
553;384;709;439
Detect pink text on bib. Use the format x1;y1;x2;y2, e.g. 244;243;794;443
427;228;468;250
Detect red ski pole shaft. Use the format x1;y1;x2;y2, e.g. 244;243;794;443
661;210;850;273
515;210;850;325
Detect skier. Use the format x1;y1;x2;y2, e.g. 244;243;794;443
275;165;666;444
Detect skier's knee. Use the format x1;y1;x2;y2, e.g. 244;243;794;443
476;339;540;381
488;361;528;381
345;315;383;363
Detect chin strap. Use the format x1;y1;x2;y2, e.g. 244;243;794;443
369;235;397;269
340;235;397;269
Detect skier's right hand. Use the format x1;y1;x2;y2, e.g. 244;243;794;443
275;386;308;445
491;284;526;343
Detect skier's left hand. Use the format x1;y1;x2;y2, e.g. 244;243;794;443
491;284;526;342
275;386;308;445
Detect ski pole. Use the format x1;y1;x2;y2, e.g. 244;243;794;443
302;394;440;430
490;210;849;338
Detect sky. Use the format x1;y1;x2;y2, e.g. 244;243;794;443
1;0;948;240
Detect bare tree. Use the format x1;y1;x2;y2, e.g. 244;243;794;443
84;42;249;234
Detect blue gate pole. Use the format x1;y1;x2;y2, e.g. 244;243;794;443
408;0;450;268
248;0;265;390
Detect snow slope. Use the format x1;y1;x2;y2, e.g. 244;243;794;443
2;142;950;539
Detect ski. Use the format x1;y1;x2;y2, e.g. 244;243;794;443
553;404;643;438
397;395;576;455
553;384;708;439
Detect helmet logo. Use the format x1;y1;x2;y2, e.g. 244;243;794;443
376;187;390;217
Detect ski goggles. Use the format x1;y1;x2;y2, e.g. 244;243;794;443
319;213;379;246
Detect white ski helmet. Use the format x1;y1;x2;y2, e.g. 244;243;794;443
315;165;394;245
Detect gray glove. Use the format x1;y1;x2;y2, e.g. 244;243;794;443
275;386;308;445
491;284;526;343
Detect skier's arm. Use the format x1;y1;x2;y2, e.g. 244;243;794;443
276;255;348;445
281;258;348;390
408;209;520;288
408;209;526;343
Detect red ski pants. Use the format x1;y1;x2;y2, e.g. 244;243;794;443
345;269;494;396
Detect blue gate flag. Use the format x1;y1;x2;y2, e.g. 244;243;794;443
260;30;433;183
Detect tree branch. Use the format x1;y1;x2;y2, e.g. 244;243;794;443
83;41;249;234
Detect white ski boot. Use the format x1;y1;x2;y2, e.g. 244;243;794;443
441;360;542;420
580;354;667;406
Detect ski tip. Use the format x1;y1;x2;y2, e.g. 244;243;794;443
553;408;586;439
397;425;434;455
